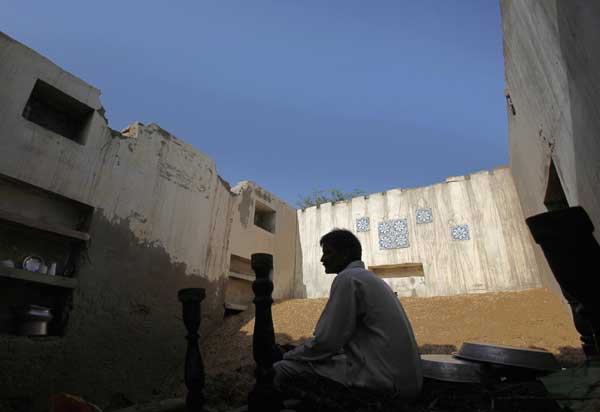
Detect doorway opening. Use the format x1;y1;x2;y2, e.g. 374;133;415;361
544;160;569;211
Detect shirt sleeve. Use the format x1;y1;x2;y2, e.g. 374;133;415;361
283;274;358;362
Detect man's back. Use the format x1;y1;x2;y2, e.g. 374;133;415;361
341;262;423;398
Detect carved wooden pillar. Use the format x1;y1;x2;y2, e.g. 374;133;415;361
527;206;600;360
248;253;281;412
178;288;206;412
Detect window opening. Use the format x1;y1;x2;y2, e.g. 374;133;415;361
254;200;276;233
22;80;94;144
544;160;569;211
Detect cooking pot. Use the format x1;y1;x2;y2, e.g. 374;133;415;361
14;305;53;336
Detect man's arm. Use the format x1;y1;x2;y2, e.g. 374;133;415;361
283;275;357;362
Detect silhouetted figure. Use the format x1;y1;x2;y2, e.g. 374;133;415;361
274;229;423;405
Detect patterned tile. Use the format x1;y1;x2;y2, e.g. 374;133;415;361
378;219;409;249
451;224;470;241
416;208;433;224
356;217;370;232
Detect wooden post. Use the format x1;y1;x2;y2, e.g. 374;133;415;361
178;288;206;412
248;253;281;412
526;206;600;360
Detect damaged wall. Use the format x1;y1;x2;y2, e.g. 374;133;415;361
298;168;541;298
500;0;600;290
227;181;301;305
0;32;232;411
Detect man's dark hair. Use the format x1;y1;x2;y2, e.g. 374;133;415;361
320;229;362;261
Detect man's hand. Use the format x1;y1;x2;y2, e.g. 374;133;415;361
279;343;298;352
272;343;299;362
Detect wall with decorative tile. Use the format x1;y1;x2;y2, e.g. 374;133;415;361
297;167;542;298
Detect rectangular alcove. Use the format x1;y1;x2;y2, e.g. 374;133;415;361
229;254;253;278
370;263;425;297
368;263;425;278
0;174;93;336
253;200;276;234
22;79;94;144
224;254;255;315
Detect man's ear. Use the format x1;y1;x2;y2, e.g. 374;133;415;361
342;251;353;264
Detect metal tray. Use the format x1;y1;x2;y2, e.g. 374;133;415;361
454;342;560;371
421;354;485;383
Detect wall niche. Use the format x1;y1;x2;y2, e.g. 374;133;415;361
0;174;93;336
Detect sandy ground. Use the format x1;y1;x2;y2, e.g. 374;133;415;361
194;288;583;410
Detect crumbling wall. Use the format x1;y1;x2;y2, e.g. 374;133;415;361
500;0;600;290
0;32;232;411
228;181;299;301
298;168;541;298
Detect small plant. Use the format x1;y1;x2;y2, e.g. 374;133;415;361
297;188;367;208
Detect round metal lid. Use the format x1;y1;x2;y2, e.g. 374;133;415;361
421;354;485;383
454;342;560;371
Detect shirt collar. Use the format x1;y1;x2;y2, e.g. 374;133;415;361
341;260;365;273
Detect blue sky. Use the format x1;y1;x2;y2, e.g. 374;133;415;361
2;1;508;207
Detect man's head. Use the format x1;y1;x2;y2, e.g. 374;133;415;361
319;229;362;274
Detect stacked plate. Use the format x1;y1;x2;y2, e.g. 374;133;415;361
421;342;560;384
421;354;486;384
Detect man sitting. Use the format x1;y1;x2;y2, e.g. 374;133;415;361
273;229;423;402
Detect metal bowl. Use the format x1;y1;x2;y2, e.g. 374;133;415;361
22;255;44;272
454;342;560;371
17;320;49;336
421;354;485;383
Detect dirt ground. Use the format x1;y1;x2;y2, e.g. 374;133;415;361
197;288;584;410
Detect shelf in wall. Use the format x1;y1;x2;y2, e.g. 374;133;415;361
228;271;255;282
0;208;90;241
0;266;78;289
224;302;249;311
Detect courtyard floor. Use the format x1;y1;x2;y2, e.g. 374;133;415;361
193;288;583;411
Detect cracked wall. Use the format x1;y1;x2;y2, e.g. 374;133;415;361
500;0;600;290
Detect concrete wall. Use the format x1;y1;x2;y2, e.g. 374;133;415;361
0;32;232;410
297;167;541;298
500;0;600;290
227;181;301;304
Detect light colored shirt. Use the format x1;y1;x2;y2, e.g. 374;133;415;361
283;261;423;400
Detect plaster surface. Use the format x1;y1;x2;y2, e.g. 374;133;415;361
500;0;600;290
0;30;304;410
228;181;300;302
0;32;232;410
